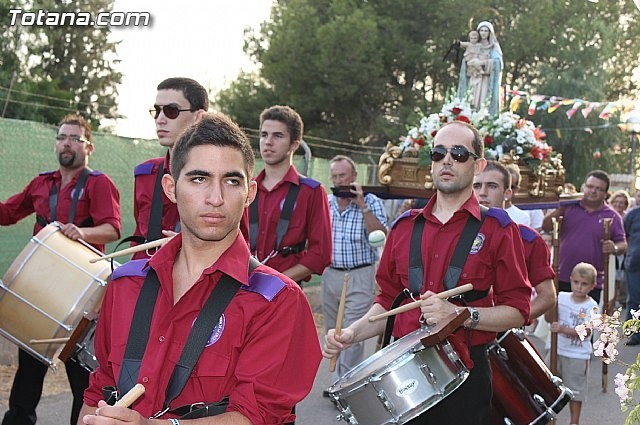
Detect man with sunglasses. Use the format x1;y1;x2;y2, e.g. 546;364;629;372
324;121;531;424
542;170;626;304
130;77;208;259
0;114;121;425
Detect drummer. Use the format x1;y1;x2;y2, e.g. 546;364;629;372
473;160;557;319
78;113;321;424
129;77;208;259
324;121;531;424
0;114;121;425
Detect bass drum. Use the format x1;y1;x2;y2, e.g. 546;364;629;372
0;223;115;368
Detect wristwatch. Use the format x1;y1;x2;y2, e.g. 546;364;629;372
466;307;480;329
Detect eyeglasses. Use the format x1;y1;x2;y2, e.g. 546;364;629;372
55;134;90;144
149;104;197;119
430;145;479;163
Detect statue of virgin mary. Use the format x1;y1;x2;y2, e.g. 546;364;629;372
456;21;503;116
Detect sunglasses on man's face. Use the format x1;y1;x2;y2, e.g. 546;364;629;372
430;145;479;163
149;104;197;120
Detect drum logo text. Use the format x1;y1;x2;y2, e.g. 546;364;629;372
396;379;419;397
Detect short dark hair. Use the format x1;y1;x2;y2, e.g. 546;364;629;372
157;77;209;110
586;169;610;192
437;121;484;157
58;114;92;142
484;160;511;191
171;112;255;180
259;105;303;143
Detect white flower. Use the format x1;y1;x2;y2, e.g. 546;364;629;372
631;309;640;320
576;324;588;340
615;374;632;403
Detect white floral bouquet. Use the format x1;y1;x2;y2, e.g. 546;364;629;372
400;96;557;171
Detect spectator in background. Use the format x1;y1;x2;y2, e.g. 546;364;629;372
503;163;534;226
624;193;640;345
610;190;631;309
543;170;626;304
322;155;387;386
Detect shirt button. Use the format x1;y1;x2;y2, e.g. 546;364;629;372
159;336;165;342
429;281;434;287
142;376;149;383
440;227;445;231
434;254;439;259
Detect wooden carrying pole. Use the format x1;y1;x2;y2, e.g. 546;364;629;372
89;237;169;263
602;218;612;393
329;273;349;373
549;217;562;376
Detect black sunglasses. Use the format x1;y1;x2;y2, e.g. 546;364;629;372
149;104;197;119
430;145;479;163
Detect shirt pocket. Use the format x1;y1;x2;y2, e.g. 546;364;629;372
174;348;231;405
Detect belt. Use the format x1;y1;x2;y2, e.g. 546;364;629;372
330;263;373;271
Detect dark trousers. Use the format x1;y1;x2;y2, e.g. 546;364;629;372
559;280;601;304
2;348;89;425
406;344;492;425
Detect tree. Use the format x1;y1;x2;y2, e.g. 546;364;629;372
0;0;122;126
216;0;640;170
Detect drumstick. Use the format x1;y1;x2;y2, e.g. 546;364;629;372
329;273;349;373
89;237;170;263
368;283;474;322
30;337;70;344
114;383;145;407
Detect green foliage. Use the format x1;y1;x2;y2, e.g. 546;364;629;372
0;0;122;126
215;0;640;179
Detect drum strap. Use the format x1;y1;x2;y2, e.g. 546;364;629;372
146;164;166;242
116;258;260;414
249;175;302;254
45;167;91;225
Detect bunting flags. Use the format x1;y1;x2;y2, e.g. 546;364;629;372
506;89;638;122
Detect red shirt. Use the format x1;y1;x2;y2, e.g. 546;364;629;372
132;152;179;260
0;168;121;252
375;193;531;347
85;233;322;424
519;224;555;287
247;165;332;277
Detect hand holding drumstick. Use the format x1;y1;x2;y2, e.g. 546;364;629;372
80;384;145;424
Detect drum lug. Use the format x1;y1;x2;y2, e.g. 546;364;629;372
496;346;508;361
377;390;394;413
533;393;559;422
336;407;358;425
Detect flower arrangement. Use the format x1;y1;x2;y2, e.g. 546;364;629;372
577;308;640;424
400;97;556;172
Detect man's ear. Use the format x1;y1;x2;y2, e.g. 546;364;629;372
289;139;301;155
246;180;257;207
162;173;177;204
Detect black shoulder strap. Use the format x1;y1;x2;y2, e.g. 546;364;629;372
249;175;302;253
116;258;259;405
408;206;489;298
146;165;166;242
444;206;487;290
117;268;161;396
48;167;91;224
408;214;426;294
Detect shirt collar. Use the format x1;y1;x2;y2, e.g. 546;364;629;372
421;192;481;221
255;165;299;190
149;232;252;287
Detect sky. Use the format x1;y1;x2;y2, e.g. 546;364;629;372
108;0;273;139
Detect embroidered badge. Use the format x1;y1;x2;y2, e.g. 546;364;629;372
469;233;485;254
204;314;225;347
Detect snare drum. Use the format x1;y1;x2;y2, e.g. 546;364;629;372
328;326;469;425
0;223;115;368
489;329;573;425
